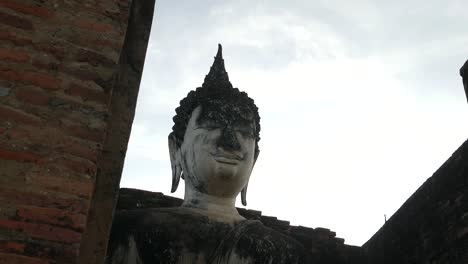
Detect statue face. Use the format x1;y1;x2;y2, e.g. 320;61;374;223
179;106;256;198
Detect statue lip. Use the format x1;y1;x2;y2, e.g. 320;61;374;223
211;151;243;164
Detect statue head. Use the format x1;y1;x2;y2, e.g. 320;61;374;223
168;44;260;206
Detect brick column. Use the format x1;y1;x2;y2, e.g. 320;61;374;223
0;1;154;263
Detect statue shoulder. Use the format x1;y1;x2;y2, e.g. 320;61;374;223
106;207;235;263
109;208;173;231
107;207;211;244
105;207;189;263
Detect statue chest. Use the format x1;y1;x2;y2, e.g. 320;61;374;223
107;209;306;264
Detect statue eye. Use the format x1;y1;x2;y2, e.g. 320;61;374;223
236;128;253;138
196;121;221;130
202;126;220;131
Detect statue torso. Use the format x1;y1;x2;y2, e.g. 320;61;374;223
106;207;307;264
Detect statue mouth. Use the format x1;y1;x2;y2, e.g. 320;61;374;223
211;151;243;165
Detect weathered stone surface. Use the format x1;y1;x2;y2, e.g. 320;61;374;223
107;45;309;263
108;207;307;263
115;188;366;264
106;45;371;264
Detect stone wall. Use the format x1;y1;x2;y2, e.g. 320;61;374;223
363;139;468;263
0;1;154;263
116;188;367;264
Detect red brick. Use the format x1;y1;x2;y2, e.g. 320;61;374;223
0;105;41;126
26;172;94;198
58;157;97;176
0;0;54;19
0;67;61;91
73;34;121;52
22;72;60;91
0;187;88;214
0;11;33;30
66;83;108;105
62;64;102;82
5;127;29;140
0;220;81;244
61;141;98;163
0;30;33;46
5;126;29;140
0;241;25;254
77;2;126;22
47;97;78;111
17;205;87;231
14;87;49;106
0;252;48;264
6;125;99;163
0;146;42;163
0;48;29;62
75;49;116;67
74;18;118;34
0;66;20;82
61;119;105;143
32;59;58;72
33;43;66;61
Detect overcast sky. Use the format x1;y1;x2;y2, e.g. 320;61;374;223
120;0;468;246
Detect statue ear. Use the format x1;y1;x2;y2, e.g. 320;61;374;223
168;133;183;193
242;149;259;206
241;183;248;206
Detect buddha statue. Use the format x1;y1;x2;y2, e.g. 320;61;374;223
106;45;308;263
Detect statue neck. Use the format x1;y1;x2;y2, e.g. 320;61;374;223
182;187;245;223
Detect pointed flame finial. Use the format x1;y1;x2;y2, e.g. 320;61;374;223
202;44;233;90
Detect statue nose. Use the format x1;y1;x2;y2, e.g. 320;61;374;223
218;127;241;151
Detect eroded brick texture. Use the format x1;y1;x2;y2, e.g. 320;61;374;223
0;0;132;263
364;139;468;264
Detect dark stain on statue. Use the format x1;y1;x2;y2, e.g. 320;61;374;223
218;126;241;151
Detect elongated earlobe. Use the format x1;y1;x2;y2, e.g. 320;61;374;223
171;165;182;193
241;183;248;206
168;133;182;193
242;149;258;206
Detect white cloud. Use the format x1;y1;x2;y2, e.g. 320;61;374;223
125;124;169;162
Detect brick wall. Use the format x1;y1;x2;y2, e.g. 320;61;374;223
0;1;154;263
363;139;468;263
